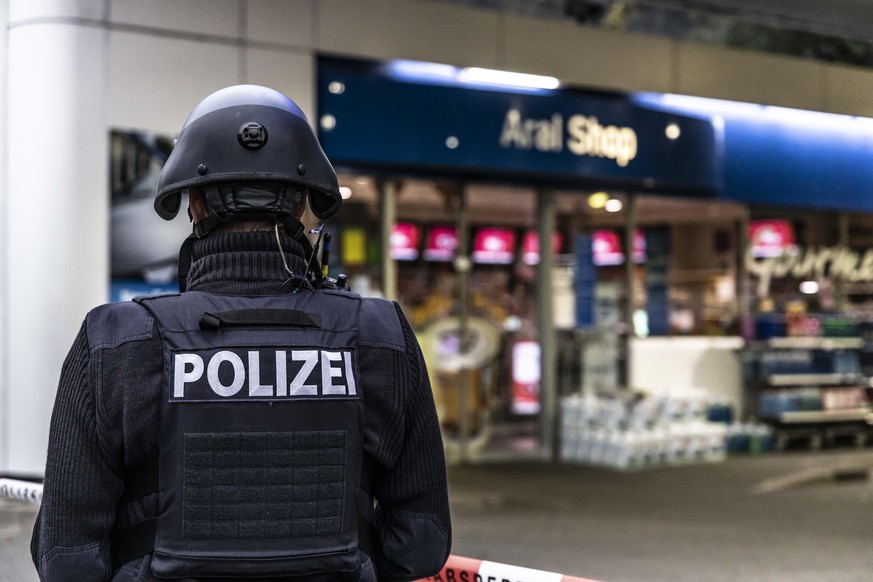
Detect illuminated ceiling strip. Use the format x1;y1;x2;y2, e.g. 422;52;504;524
385;59;560;90
458;67;560;89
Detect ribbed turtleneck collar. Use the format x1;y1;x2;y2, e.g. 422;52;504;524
185;231;314;295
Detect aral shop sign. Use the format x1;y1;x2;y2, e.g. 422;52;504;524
747;245;873;297
499;109;639;168
318;56;721;194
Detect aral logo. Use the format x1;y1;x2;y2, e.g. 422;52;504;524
499;108;638;167
172;347;357;401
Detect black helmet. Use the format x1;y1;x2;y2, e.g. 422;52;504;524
155;85;341;236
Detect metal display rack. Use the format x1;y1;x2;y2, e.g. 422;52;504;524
741;335;873;450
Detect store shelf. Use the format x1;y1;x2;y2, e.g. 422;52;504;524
753;337;865;350
766;373;864;386
743;319;873;439
778;408;873;424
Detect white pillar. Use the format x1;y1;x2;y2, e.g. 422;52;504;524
0;0;9;475
3;1;108;475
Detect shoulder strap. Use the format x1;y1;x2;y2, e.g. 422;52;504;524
359;298;405;351
356;453;378;559
110;456;159;565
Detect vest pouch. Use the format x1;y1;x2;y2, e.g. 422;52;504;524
139;293;364;580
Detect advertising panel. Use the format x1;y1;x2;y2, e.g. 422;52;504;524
390;223;421;261
472;228;516;264
511;340;541;415
521;230;563;265
748;220;796;258
110;130;186;298
591;230;645;266
424;225;459;262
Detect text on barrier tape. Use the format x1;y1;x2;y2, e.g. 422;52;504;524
417;555;602;582
0;478;43;504
1;483;604;582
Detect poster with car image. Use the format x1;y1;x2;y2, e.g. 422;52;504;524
109;130;189;301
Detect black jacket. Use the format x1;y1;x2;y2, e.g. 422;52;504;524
31;231;451;581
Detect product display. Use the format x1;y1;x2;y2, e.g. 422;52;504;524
742;313;873;450
559;389;733;470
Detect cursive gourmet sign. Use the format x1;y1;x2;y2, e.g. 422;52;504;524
746;245;873;297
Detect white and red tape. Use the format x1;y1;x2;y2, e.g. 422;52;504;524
0;482;600;581
0;478;43;504
417;555;602;582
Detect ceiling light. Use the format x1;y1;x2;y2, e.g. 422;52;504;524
339;186;353;200
458;67;560;90
605;198;623;212
386;60;456;82
799;281;819;294
384;59;560;92
588;191;609;209
320;114;336;131
665;123;681;139
327;81;345;95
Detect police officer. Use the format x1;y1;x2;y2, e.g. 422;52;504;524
31;85;451;581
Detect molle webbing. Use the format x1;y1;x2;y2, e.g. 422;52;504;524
183;430;347;539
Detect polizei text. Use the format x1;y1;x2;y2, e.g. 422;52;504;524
171;347;358;400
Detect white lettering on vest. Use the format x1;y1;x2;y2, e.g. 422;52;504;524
344;351;357;396
172;348;358;399
290;350;319;396
174;353;204;398
322;351;345;395
275;350;287;397
207;351;245;397
248;351;272;397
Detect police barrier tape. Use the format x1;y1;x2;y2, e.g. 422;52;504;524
0;482;600;581
416;555;602;582
0;478;43;504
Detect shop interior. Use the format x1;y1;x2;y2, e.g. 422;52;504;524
327;175;748;459
106;129;873;462
321;173;873;461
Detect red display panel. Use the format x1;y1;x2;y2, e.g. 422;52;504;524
592;230;646;266
748;220;796;258
423;225;459;262
521;231;564;265
633;230;646;264
390;223;421;261
512;340;541;415
472;228;516;264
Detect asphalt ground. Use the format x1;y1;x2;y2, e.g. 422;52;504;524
4;450;873;581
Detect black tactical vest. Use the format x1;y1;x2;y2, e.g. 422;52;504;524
137;290;364;580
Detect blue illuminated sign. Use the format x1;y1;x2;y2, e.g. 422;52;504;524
635;93;873;212
318;57;721;195
574;234;596;329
